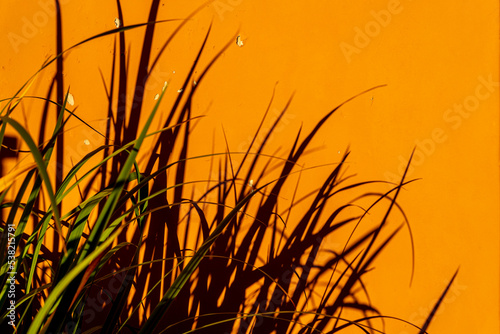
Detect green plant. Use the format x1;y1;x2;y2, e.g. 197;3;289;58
0;7;458;334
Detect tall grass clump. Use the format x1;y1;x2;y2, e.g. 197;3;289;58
0;8;458;334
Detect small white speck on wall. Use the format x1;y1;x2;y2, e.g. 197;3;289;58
114;18;121;28
177;89;183;93
154;94;159;100
84;139;90;146
248;179;255;192
67;93;75;106
236;35;244;47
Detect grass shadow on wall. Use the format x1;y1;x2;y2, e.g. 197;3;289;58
0;3;459;334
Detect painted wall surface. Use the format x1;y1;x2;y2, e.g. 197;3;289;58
0;0;498;333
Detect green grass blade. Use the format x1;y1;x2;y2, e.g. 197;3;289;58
55;190;110;285
25;213;53;295
0;116;64;249
26;225;124;334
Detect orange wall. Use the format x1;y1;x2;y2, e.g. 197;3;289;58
0;0;498;333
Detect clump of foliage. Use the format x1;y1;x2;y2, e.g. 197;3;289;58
0;8;457;334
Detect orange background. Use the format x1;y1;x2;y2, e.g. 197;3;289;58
0;0;498;333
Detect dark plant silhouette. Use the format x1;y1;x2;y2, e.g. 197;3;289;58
0;3;459;334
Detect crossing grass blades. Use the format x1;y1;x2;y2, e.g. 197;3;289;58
0;9;458;334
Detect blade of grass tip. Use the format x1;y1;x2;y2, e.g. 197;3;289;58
348;149;416;279
26;225;124;334
356;190;416;287
0;116;66;252
221;126;238;204
146;0;217;81
35;20;182;92
418;268;459;334
233;82;279;181
1;71;39;115
289;86;387;167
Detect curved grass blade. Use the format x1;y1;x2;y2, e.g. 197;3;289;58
26;225;124;334
0;116;65;249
